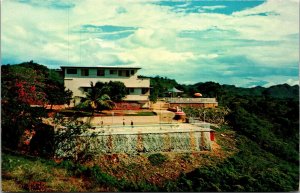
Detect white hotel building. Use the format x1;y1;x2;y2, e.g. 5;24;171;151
61;66;150;107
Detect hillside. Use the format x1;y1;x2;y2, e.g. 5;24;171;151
1;62;299;191
2;127;237;192
146;76;299;101
146;76;299;191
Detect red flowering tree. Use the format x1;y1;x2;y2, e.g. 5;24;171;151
2;62;74;158
1;65;48;150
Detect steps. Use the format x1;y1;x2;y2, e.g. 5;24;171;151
150;101;170;110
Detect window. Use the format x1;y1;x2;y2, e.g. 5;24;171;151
66;68;77;74
110;70;117;75
131;70;135;75
97;69;105;76
118;70;131;77
81;69;89;76
127;88;135;94
118;70;123;76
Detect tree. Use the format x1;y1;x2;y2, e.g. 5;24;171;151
44;79;73;109
1;65;48;149
78;82;114;115
105;81;127;102
18;60;49;76
52;114;95;162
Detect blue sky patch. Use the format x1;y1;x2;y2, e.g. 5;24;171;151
98;31;135;40
77;25;138;40
219;55;299;77
153;0;266;14
80;25;138;33
246;11;280;16
243;80;270;87
178;27;240;39
15;0;75;9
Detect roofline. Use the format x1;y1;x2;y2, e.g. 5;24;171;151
60;66;141;70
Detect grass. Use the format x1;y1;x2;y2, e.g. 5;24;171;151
1;152;100;192
1;151;158;192
181;153;193;163
58;109;94;117
125;111;157;116
58;109;157;117
2;150;227;192
148;153;168;166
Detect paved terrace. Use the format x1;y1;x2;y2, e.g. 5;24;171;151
85;123;212;136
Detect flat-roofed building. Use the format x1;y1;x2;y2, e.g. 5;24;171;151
61;66;150;107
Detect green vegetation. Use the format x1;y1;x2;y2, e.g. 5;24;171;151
76;81;127;115
163;135;299;191
1;61;72;151
2;151;159;192
125;111;157;116
147;77;299;103
1;62;299;191
2;152;84;192
144;76;299;191
148;153;168;166
139;75;181;102
57;109;96;117
77;81;115;115
162;86;298;191
183;106;230;124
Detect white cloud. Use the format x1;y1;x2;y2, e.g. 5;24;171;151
2;0;299;86
286;78;299;86
201;5;227;10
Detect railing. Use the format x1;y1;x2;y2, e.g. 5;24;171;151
123;95;149;101
164;97;217;103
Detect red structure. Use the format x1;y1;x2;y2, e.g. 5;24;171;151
210;131;215;141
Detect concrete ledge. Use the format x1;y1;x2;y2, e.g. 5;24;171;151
77;115;160;126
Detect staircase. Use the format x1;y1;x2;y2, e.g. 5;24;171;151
150;101;170;110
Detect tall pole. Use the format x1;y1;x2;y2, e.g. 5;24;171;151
160;103;162;128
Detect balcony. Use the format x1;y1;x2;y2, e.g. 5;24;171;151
123;95;149;101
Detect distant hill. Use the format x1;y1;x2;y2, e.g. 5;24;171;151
262;84;299;99
142;75;299;102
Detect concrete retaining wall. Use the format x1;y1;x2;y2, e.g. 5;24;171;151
55;130;212;158
55;123;213;158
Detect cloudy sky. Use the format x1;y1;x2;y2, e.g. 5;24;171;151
2;0;299;87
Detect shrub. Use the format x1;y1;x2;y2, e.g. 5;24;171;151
181;153;193;163
90;165;118;187
148;153;168;166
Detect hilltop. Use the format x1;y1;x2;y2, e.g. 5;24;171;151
1;62;299;191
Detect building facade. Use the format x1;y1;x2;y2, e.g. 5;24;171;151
61;66;150;107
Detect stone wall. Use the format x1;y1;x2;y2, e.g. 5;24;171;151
55;130;212;158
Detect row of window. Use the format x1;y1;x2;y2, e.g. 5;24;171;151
66;68;135;77
81;87;149;95
128;88;149;94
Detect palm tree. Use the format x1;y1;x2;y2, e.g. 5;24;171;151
78;82;115;116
